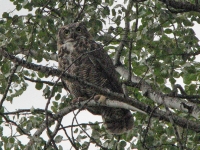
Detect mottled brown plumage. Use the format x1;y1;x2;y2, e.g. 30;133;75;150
57;22;133;134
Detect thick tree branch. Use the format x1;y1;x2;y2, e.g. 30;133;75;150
2;47;200;118
116;65;200;119
1;48;200;148
159;0;200;12
1;48;200;120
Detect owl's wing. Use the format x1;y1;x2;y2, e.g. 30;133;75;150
88;40;123;94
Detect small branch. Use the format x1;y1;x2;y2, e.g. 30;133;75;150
74;0;86;22
142;104;162;149
0;64;18;108
3;108;52;116
60;123;78;150
166;84;200;104
0;113;30;136
128;38;133;82
24;76;63;86
114;0;134;65
72;110;107;150
45;71;63;148
45;118;62;150
162;98;184;149
13;49;58;61
59;122;103;129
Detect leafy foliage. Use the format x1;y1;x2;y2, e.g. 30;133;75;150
0;0;200;149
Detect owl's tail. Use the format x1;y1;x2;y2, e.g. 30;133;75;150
101;108;134;134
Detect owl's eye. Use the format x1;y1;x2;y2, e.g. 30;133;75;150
64;29;69;35
76;27;81;32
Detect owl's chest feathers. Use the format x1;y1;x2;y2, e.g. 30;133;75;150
62;41;76;54
59;41;96;71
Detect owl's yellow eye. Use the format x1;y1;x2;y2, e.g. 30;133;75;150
64;29;69;35
76;27;81;32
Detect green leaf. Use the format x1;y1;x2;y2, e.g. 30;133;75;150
16;4;22;11
9;137;15;143
35;81;43;90
169;77;176;84
55;93;61;100
1;63;10;74
112;9;116;16
2;12;9;18
164;28;172;34
74;128;78;133
117;141;126;150
52;101;58;107
55;135;63;143
103;6;110;16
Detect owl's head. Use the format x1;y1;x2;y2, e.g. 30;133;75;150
57;22;92;44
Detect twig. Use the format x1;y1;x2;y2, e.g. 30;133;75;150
72;110;107;150
114;0;134;65
59;122;103;129
60;123;79;150
74;0;86;22
0;64;18;108
45;118;63;150
0;113;30;136
24;76;63;86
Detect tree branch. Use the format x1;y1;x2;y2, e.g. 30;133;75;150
23;99;200;149
24;76;63;87
0;64;18;108
1;48;200;148
116;65;200;119
160;0;200;12
2;47;200;121
114;0;134;65
13;49;58;61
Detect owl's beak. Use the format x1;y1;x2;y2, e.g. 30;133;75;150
70;32;78;39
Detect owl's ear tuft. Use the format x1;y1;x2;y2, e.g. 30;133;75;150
79;22;86;26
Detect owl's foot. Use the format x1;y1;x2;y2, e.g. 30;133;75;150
72;97;87;103
94;95;107;104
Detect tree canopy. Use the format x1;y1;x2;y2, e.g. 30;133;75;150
0;0;200;149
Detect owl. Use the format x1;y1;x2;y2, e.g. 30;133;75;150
57;22;134;134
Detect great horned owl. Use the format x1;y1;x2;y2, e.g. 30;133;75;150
57;22;134;134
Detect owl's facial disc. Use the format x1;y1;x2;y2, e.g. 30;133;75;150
63;26;84;42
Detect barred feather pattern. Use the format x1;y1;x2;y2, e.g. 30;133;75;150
57;22;134;134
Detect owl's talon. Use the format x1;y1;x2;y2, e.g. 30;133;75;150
94;95;101;101
94;95;107;104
